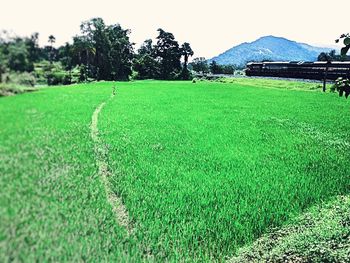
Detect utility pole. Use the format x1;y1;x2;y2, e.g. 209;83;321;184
323;61;330;92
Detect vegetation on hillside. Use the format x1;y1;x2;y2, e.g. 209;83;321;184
208;36;331;67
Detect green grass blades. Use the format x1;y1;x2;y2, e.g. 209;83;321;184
230;195;350;262
99;80;350;261
0;82;143;262
1;79;350;262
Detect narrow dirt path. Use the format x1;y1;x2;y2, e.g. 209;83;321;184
90;87;133;234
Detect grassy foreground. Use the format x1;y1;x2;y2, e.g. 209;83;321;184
1;79;349;262
230;195;350;262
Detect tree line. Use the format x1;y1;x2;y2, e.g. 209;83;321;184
189;57;235;75
317;49;350;62
0;17;201;87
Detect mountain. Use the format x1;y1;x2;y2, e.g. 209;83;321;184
209;36;334;67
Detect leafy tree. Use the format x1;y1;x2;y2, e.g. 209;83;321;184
0;36;7;82
133;39;160;79
0;53;7;82
80;18;110;80
26;33;40;63
336;33;350;56
134;32;193;80
72;35;96;78
209;60;221;74
221;65;235;75
107;23;134;80
208;61;235;75
0;33;42;75
7;39;33;72
317;50;349;62
57;43;73;69
155;29;182;79
190;57;209;74
318;52;332;62
75;17;133;80
333;33;350;98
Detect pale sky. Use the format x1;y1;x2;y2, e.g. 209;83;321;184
0;0;349;58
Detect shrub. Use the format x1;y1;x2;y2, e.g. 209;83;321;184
332;77;350;98
2;72;36;87
70;66;83;84
0;84;23;96
34;61;79;86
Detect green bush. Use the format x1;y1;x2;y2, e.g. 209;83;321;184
130;70;139;81
33;61;50;84
331;77;350;98
70;66;83;84
34;61;83;86
2;72;36;87
0;84;23;96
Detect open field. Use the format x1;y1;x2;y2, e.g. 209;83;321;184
1;79;350;262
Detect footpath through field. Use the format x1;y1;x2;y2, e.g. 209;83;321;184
90;87;133;234
0;82;145;262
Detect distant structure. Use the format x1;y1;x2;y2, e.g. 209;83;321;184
246;61;350;91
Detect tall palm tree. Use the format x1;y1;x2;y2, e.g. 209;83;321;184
181;42;194;71
48;35;56;47
48;35;56;63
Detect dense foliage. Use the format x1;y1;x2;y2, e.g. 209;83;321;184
317;49;350;62
336;33;350;56
333;33;350;98
133;29;194;80
189;58;235;75
332;77;350;98
72;18;134;81
0;18;195;86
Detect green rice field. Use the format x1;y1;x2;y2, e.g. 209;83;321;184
1;79;349;262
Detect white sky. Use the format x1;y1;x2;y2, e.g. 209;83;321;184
0;0;349;58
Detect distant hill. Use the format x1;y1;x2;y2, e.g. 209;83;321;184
209;36;333;67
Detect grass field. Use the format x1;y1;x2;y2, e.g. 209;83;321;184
230;195;350;262
1;79;349;262
0;83;143;262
